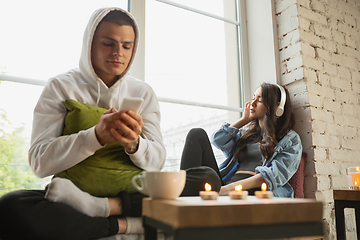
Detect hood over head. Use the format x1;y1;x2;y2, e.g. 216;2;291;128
79;7;139;88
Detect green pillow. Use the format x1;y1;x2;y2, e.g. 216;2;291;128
54;99;142;197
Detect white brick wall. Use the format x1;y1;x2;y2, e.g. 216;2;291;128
275;0;360;239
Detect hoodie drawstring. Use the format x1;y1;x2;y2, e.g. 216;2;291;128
96;81;101;105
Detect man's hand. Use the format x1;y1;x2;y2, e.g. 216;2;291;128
111;110;144;153
95;108;120;145
95;109;144;153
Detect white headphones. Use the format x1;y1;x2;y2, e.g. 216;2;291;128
274;83;286;117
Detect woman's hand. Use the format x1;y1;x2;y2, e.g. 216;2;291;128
219;174;265;195
219;184;233;195
230;101;254;128
242;101;253;121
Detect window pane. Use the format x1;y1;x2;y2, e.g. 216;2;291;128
146;0;229;105
158;0;237;21
145;0;240;170
0;0;128;80
0;1;128;195
160;103;228;171
0;81;47;195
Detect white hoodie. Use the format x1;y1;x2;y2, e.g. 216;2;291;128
29;7;166;178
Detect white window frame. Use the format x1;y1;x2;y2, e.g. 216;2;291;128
0;0;280;117
240;0;280;97
129;0;246;122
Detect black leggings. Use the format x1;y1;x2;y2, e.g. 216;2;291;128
180;128;223;181
0;128;222;240
180;128;262;195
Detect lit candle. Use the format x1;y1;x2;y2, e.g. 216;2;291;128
255;182;273;199
200;183;218;200
347;167;360;190
229;184;248;200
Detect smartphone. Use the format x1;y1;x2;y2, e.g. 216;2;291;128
119;97;144;113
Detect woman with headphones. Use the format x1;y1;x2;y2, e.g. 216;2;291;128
180;82;303;198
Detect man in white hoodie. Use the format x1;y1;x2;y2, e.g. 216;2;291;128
0;7;166;239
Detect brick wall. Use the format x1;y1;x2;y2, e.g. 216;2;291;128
275;0;360;239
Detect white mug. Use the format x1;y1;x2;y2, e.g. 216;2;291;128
131;170;186;199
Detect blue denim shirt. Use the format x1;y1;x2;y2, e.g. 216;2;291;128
211;123;302;198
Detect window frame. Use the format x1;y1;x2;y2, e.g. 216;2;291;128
0;0;250;117
0;0;282;112
129;0;247;121
0;0;282;175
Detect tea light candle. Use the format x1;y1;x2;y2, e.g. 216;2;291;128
347;167;360;190
229;184;248;200
255;183;273;199
200;183;218;200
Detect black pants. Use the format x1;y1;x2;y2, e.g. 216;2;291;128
0;168;220;240
0;128;222;240
181;128;261;195
0;190;119;240
180;128;225;183
180;128;222;176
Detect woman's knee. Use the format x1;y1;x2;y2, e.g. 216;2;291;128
181;166;222;196
186;128;207;141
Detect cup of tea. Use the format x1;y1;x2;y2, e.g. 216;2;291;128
131;170;186;199
346;167;360;190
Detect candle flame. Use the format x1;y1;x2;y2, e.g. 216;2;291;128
355;180;359;186
205;183;212;192
261;183;267;192
235;184;243;192
357;167;360;172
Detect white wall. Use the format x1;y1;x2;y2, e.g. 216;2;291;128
274;0;360;239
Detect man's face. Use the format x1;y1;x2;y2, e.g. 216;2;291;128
91;21;135;87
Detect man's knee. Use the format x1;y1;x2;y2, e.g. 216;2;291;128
0;191;21;216
0;191;24;237
0;190;45;223
0;190;46;239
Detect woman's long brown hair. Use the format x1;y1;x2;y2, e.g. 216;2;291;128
233;83;295;161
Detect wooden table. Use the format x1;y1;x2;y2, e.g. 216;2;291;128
142;196;323;240
333;189;360;240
